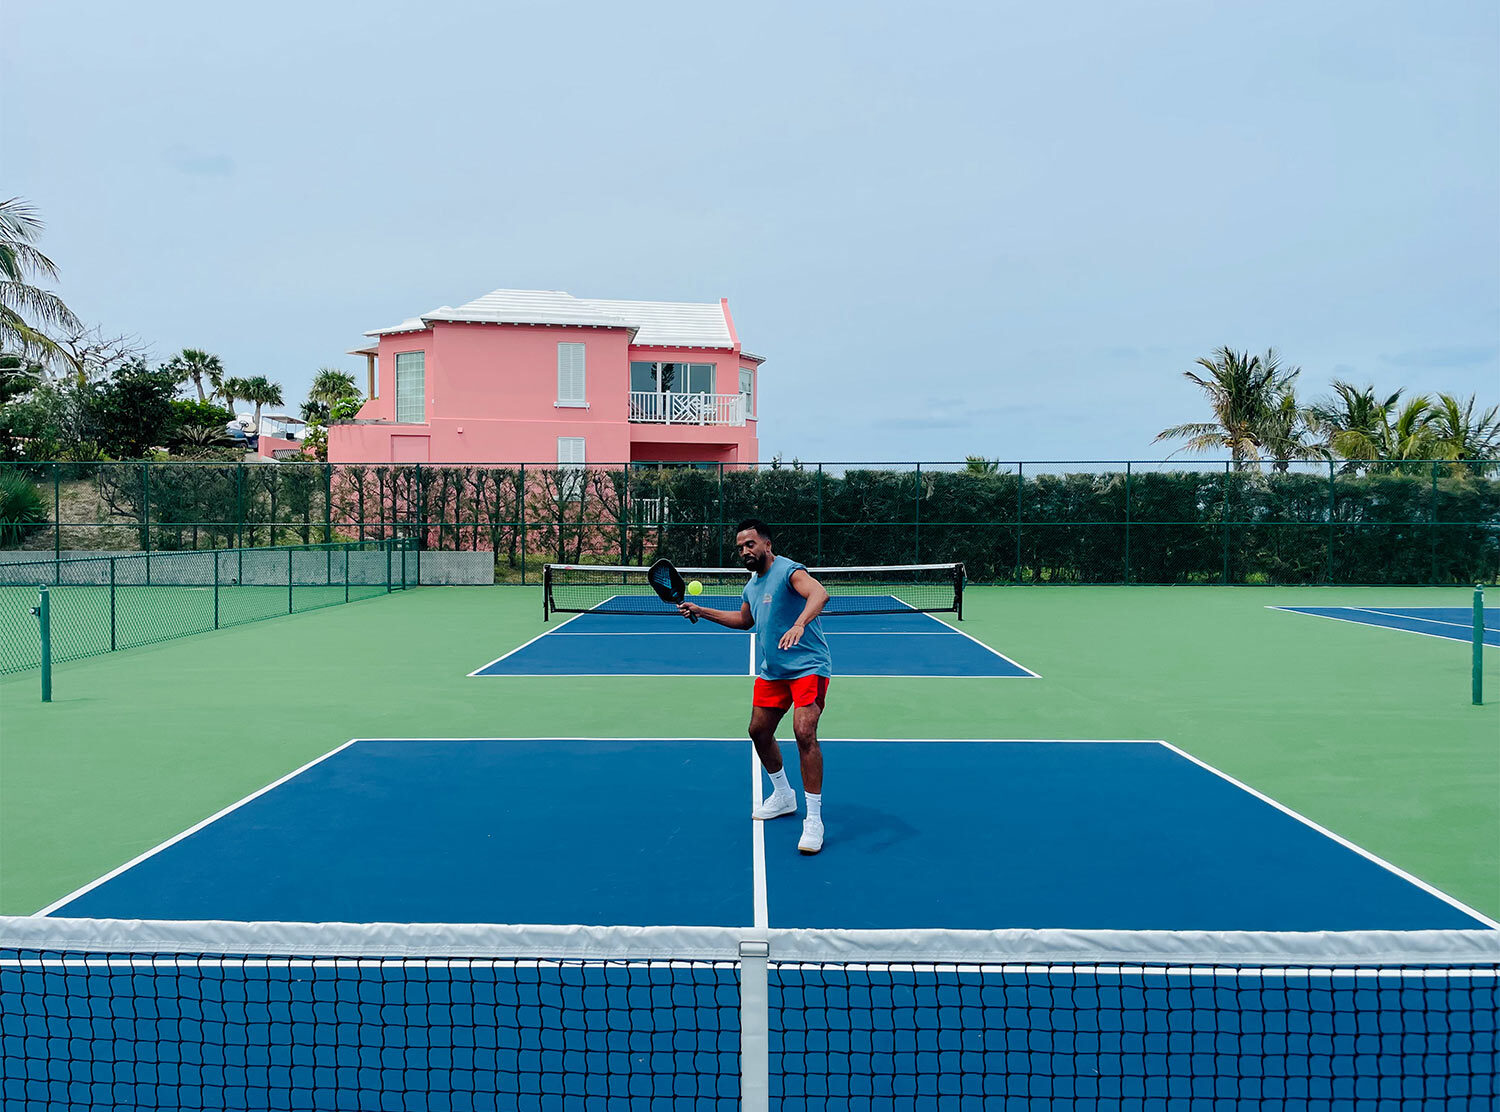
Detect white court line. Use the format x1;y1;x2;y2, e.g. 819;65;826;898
1267;605;1496;648
751;749;768;931
1157;741;1500;931
748;631;755;678
467;610;587;676
1350;606;1498;634
37;739;363;917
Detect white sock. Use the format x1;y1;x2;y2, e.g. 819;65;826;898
768;768;790;795
805;792;822;820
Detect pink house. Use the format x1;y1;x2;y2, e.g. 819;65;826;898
320;288;763;466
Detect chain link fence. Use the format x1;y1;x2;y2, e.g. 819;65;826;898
0;540;416;674
2;460;1495;588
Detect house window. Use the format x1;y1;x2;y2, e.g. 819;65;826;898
394;352;425;424
629;361;715;394
739;368;754;419
557;436;586;501
557;342;587;407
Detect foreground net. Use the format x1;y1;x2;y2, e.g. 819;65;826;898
544;563;966;620
1;919;1494;1110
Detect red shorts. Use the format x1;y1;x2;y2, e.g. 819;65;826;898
753;674;830;710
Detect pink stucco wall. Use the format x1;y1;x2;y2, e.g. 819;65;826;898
330;320;759;465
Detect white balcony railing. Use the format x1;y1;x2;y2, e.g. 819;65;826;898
629;391;745;426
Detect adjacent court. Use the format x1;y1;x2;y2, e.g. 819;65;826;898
472;596;1035;678
1274;603;1499;646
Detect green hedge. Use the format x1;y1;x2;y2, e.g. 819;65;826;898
4;461;1496;585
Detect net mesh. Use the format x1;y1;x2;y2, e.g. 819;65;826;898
544;563;965;618
2;921;1494;1111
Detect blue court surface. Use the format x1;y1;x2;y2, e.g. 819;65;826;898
1273;603;1500;646
15;737;1498;1111
472;596;1036;678
46;737;1490;930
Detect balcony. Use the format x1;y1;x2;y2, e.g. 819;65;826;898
629;391;745;426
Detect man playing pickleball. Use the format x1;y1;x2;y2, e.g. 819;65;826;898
678;518;832;855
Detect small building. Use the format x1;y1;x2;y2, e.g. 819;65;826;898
328;288;763;466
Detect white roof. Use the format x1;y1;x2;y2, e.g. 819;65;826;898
366;289;736;349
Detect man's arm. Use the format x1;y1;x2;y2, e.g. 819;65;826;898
779;568;830;649
679;600;754;629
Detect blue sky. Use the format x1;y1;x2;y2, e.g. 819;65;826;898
4;0;1496;462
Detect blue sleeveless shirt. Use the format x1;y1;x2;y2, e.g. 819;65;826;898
742;555;833;680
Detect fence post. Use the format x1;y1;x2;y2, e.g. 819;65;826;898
236;462;245;550
345;545;350;604
1430;461;1439;586
213;548;220;630
109;557;117;651
53;462;60;568
1222;462;1230;585
387;540;393;593
717;462;725;568
1015;462;1024;583
1326;460;1336;584
143;462;152;584
816;464;824;564
1124;462;1132;584
288;547;294;614
520;463;528;584
325;463;333;545
914;462;921;564
34;587;51;703
414;463;422;586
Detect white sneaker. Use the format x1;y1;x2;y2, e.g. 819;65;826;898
798;817;824;855
752;789;797;820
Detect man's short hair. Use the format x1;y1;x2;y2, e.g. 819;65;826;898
736;518;772;542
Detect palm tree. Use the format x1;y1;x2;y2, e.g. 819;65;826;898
0;197;82;370
1308;381;1403;464
1379;397;1438;462
220;375;252;421
239;375;285;431
1426;393;1500;466
1154;347;1307;469
964;456;1000;474
166;348;224;403
309;367;358;407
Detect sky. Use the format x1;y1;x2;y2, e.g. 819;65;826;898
3;0;1497;463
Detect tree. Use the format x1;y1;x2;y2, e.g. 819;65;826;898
0;197;82;370
239;374;285;430
87;360;181;458
48;324;149;386
964;456;1000;474
1308;381;1403;465
220;375;251;421
1426;393;1500;466
1154;347;1308;469
166;348;224;403
308;367;359;409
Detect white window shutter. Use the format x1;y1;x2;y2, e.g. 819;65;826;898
557;343;586;405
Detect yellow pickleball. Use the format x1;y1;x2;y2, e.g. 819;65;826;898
687;580;703;595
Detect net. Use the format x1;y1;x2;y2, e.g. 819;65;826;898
544;563;966;620
2;918;1495;1110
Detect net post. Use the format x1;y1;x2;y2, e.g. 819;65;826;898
955;561;965;620
543;564;552;621
738;938;770;1112
1475;583;1485;706
34;586;51;702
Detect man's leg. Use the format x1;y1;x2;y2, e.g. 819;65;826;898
749;704;788;775
749;704;797;818
791;703;823;794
